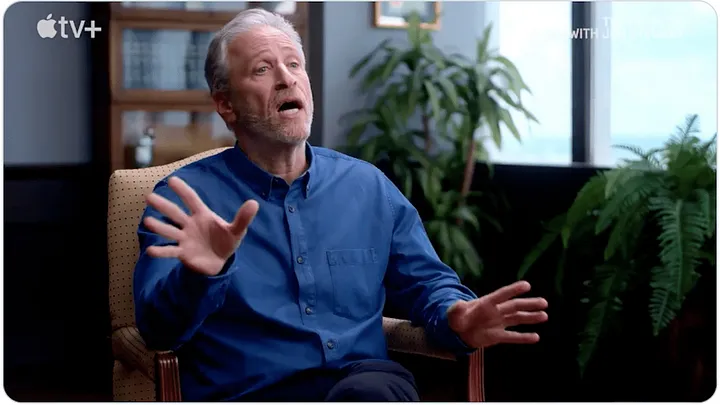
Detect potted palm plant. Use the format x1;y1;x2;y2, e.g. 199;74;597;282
343;13;536;280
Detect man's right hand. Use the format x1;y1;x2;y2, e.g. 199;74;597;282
143;176;260;276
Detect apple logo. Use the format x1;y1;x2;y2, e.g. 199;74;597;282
37;14;57;39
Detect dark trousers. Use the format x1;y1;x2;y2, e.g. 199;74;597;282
237;360;419;401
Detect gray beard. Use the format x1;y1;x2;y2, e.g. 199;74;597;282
233;108;313;146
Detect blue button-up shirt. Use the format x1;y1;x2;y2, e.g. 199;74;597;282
134;144;477;401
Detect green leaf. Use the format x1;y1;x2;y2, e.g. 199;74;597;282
479;97;502;149
344;110;379;146
476;24;493;63
452;205;480;230
473;65;490;97
349;39;390;78
497;107;521;142
423;80;442;122
578;264;628;377
492;55;530;95
595;173;662;234
436;221;452;262
475;209;503;233
381;50;405;82
420;45;446;69
649;196;706;298
359;136;380;163
392;161;413;198
449;225;482;277
603;198;648;261
360;60;391;91
406;63;426;116
416;167;443;202
405;12;427;48
436;76;459;110
562;173;607;246
693;188;714;237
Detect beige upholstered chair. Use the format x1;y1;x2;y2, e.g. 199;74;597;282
107;148;485;401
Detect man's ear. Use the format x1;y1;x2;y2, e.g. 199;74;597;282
212;92;236;127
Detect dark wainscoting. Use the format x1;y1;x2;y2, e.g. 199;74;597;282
469;163;599;402
4;164;112;401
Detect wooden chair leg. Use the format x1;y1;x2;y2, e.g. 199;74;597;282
467;349;485;401
155;352;182;401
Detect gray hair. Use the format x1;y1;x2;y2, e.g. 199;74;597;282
204;8;304;96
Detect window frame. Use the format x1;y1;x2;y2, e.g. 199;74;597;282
571;2;593;164
484;1;583;167
487;1;712;169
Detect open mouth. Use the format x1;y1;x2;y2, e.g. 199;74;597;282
277;99;303;116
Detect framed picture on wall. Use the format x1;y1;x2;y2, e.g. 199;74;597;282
373;1;440;30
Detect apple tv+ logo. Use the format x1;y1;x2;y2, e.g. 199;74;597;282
36;14;102;39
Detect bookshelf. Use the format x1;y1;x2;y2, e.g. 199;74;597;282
106;1;309;171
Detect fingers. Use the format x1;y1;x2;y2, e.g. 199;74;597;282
229;200;260;237
168;176;207;215
146;245;182;258
493;330;540;345
485;281;532;305
143;216;183;241
504;311;548;327
146;193;188;226
497;297;548;314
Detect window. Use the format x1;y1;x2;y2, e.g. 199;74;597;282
482;1;716;168
485;2;573;165
590;1;717;166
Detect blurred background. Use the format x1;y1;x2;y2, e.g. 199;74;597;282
4;0;717;401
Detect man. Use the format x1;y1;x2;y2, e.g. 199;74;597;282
134;8;548;402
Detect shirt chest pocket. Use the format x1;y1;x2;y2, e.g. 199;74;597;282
326;248;384;320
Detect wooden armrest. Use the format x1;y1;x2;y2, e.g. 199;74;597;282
382;317;456;360
111;326;158;380
382;317;485;401
111;327;182;401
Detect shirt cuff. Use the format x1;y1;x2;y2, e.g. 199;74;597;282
428;298;478;357
175;253;238;309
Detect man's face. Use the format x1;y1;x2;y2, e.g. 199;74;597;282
218;25;314;145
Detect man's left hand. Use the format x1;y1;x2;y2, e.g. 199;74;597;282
447;281;548;349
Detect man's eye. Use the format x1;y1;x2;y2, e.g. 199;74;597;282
256;66;268;74
288;62;299;68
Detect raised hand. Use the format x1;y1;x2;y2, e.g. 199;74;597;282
447;281;548;349
143;176;259;276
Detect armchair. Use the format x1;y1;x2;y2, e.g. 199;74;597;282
107;148;485;401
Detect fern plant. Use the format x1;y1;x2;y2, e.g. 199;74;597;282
518;114;716;376
343;13;535;280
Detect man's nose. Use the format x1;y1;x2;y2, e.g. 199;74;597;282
274;64;296;91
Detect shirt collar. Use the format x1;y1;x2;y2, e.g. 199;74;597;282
226;141;316;200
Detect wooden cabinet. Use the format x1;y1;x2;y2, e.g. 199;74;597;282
107;1;309;171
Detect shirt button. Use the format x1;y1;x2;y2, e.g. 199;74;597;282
326;340;335;349
288;206;295;213
305;306;313;315
296;256;304;264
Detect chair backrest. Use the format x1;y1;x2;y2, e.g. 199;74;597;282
107;148;230;331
